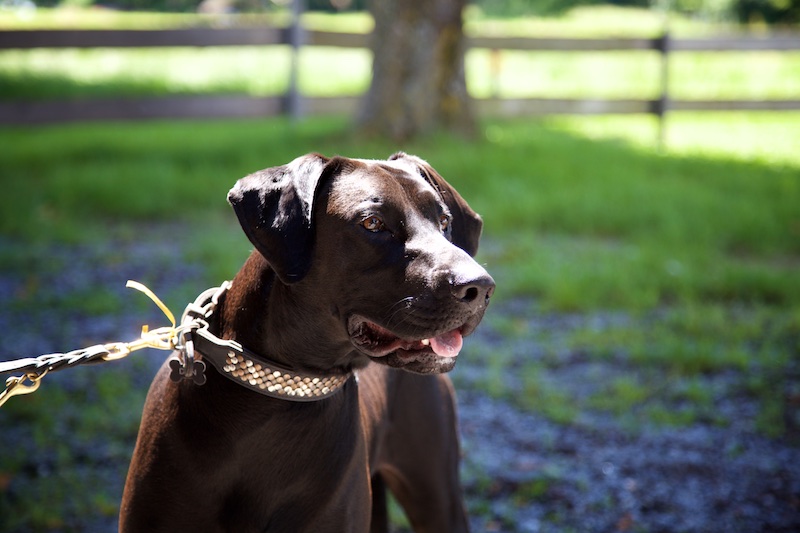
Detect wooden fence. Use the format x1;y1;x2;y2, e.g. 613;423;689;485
0;26;799;125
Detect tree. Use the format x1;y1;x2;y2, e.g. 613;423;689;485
357;0;475;141
734;0;800;24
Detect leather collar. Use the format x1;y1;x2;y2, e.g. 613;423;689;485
172;283;353;402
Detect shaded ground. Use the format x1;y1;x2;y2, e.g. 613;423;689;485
0;236;798;532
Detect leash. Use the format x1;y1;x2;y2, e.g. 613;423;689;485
0;281;351;408
0;281;187;408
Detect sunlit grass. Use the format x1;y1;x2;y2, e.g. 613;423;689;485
1;7;798;105
0;6;374;32
548;111;800;166
467;49;664;99
0;7;286;29
468;49;800;99
2;115;797;311
3;45;797;103
464;5;744;37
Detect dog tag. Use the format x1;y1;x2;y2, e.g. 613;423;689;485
168;358;184;383
168;358;207;385
190;360;207;385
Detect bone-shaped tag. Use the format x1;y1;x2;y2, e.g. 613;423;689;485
168;358;207;385
189;360;207;385
168;358;183;382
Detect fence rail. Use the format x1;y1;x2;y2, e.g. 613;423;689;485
0;28;374;49
0;27;798;125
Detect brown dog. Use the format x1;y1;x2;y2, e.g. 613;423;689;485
119;152;494;532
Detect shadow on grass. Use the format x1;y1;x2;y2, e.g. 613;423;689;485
0;72;237;102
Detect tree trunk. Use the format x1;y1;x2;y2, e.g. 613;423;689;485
358;0;474;141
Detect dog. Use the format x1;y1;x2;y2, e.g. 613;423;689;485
119;152;495;532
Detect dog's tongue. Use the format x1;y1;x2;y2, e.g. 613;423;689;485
428;329;463;358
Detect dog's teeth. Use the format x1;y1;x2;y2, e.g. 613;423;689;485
421;339;430;346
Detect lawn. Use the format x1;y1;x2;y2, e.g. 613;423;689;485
2;109;798;418
1;6;799;103
1;113;798;531
4;113;797;308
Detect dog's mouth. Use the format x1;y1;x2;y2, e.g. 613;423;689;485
347;315;464;361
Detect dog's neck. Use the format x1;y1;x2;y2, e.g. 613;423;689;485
216;252;358;374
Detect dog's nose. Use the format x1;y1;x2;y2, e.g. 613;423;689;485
453;274;495;309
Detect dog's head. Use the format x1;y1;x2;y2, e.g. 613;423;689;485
228;152;494;374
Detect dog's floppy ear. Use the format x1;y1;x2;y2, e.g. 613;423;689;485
427;167;483;256
390;153;484;257
228;153;330;284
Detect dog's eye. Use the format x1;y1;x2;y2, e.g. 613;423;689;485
362;216;386;232
439;215;450;232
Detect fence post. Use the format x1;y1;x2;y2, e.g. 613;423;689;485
490;49;502;99
287;0;305;120
654;31;671;150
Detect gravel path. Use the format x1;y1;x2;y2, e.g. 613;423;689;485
1;236;798;532
458;389;800;532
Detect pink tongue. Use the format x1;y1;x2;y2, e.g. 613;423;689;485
428;330;463;358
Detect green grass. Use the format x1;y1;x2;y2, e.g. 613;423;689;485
464;300;798;435
3;115;796;433
569;305;799;380
2;45;797;103
0;8;287;30
2;114;798;310
0;45;373;101
1;7;798;104
0;7;374;32
549;112;800;166
0;362;148;532
464;5;744;37
1;108;797;449
522;303;799;433
468;44;800;101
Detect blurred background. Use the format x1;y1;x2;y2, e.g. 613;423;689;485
0;0;798;531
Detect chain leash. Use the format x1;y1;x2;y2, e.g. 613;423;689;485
0;280;228;408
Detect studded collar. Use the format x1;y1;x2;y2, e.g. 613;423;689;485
171;283;353;402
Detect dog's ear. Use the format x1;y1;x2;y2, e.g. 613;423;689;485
427;167;483;256
390;153;484;257
228;153;331;284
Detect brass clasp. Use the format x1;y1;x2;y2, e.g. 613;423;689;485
0;371;45;408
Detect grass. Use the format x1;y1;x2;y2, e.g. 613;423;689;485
4;46;798;102
2;47;798;103
569;304;798;432
1;7;799;104
464;5;745;37
0;361;148;532
0;45;374;101
463;301;798;438
0;5;751;35
549;112;800;166
2;114;798;309
0;8;287;30
1;109;798;445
